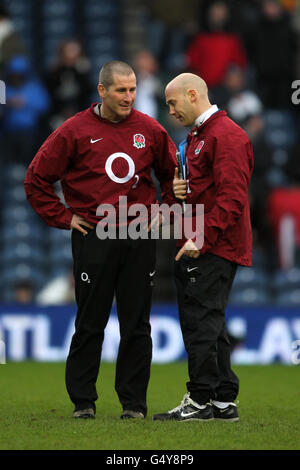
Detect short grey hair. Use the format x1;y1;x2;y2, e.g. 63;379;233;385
99;60;135;88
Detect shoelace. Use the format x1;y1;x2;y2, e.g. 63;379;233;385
168;393;190;414
168;393;205;414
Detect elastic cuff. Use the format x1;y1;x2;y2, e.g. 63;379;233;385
74;402;96;412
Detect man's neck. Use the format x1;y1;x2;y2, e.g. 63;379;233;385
95;103;122;123
195;104;218;127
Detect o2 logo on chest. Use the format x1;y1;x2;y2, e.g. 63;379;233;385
133;134;146;149
105;152;139;188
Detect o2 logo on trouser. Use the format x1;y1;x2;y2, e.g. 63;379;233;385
81;272;91;284
105;152;138;188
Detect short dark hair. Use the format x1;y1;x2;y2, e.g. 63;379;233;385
99;60;135;89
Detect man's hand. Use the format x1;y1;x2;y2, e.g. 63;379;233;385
147;212;164;233
70;214;94;235
175;239;200;261
7;96;25;108
173;167;187;200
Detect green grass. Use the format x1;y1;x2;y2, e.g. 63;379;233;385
0;362;299;450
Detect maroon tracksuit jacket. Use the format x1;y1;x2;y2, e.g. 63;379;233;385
182;110;253;267
24;104;177;229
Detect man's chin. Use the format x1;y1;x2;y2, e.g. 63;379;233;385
178;118;190;127
182;119;194;127
118;107;132;119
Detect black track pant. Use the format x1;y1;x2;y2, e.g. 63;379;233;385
174;252;239;405
65;229;156;416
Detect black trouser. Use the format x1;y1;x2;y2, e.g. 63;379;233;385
65;229;156;416
174;252;239;405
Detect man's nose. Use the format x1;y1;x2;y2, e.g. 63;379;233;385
124;91;133;101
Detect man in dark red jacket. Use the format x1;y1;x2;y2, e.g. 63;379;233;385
24;61;177;420
154;73;253;422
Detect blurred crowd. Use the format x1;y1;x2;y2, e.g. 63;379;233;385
0;0;300;306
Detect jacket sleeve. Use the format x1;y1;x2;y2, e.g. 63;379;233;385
196;132;253;252
152;125;178;206
24;125;75;229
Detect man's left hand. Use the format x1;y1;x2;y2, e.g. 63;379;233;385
148;213;164;233
175;239;200;261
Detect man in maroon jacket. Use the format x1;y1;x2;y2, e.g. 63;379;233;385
154;73;253;422
24;61;177;420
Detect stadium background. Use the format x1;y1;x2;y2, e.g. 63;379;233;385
0;0;300;365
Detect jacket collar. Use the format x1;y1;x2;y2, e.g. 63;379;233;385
188;109;226;139
195;104;219;127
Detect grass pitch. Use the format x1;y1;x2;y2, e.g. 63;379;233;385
0;361;299;451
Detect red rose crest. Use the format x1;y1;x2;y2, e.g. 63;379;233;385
133;134;146;149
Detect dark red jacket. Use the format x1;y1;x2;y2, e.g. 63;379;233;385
181;110;253;267
24;104;177;229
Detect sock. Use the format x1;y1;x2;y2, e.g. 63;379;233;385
212;400;234;409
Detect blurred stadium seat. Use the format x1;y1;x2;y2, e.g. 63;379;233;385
1;221;45;244
84;21;118;38
273;268;300;305
45;226;73;277
83;0;119;18
48;244;73;265
2;0;33;16
264;110;296;150
229;266;273;305
273;267;300;290
47;227;72;244
251;247;270;270
2;204;37;224
46;265;73;282
228;287;272;306
42;20;75;38
2;242;44;268
85;37;120;57
1;263;46;298
40;0;76;68
3;185;28;205
83;0;121;95
275;289;300;306
232;266;270;290
2;0;35;56
41;0;75;17
3;164;27;183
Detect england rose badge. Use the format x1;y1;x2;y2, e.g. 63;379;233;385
133;134;146;149
195;140;205;155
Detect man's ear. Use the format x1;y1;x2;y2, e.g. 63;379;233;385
187;88;197;103
97;83;106;99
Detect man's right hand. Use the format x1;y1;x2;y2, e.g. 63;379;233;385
173;167;187;200
70;214;94;235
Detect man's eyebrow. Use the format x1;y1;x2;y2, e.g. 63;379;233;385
166;99;174;105
116;86;136;91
